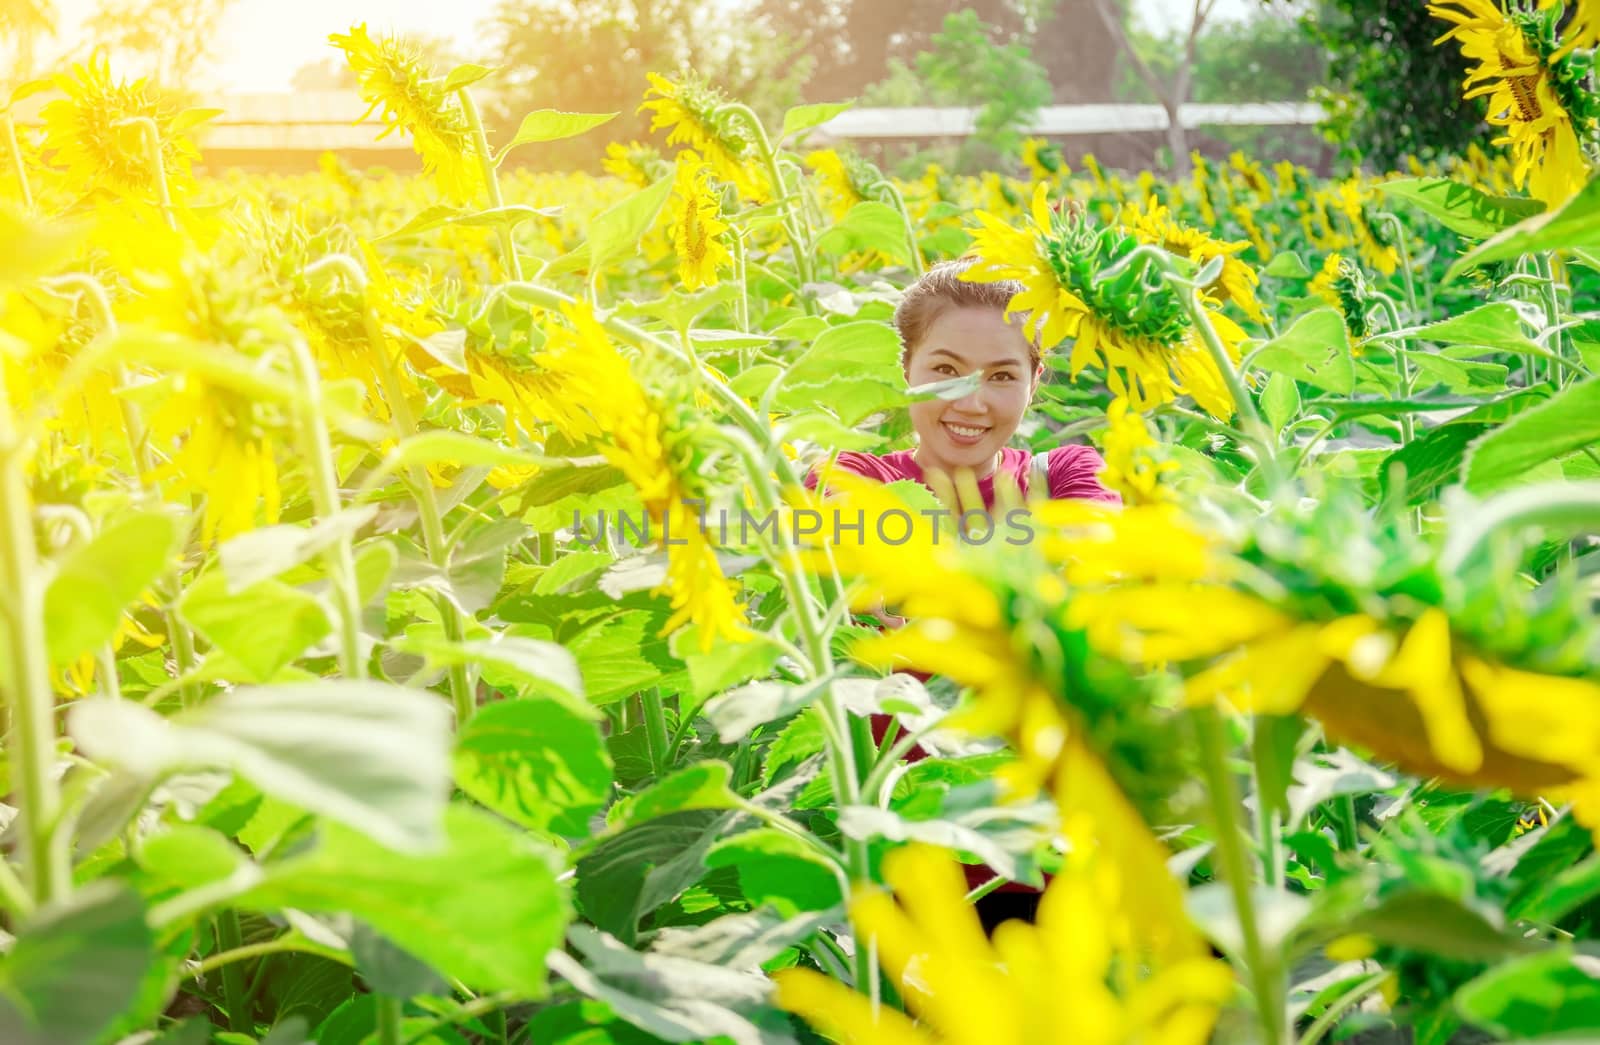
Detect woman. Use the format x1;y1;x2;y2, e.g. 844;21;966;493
803;256;1120;931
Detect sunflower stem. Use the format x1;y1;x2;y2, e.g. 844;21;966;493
377;996;403;1045
642;685;670;780
1373;213;1419;320
288;337;366;681
41;272;202;705
716;103;817;298
869;178;925;276
1533;253;1569;388
0;375;68;909
214;909;252;1032
1371;294;1415;449
2;114;33;210
302;253;476;723
1173;281;1280;486
456;86;523;282
120;116;175;231
1199;708;1288;1045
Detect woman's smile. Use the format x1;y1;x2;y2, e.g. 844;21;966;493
940;419;992;446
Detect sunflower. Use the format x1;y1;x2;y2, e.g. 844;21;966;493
601;140;665;187
1545;0;1600;55
964;183;1247;421
1096;397;1177;506
1430;0;1592;207
534;303;750;651
667;150;732;291
805;146;884;223
1050;494;1600;836
775;744;1231;1045
1124;196;1267;323
329;24;483;205
38;51;200;200
1310;251;1372;343
1019;136;1066;183
638;73;767;202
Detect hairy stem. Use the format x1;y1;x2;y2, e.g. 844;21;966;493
457;87;523;282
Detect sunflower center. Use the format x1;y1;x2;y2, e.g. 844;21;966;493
1045;224;1192;346
1503;64;1544;122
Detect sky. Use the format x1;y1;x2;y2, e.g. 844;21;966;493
44;0;1256;94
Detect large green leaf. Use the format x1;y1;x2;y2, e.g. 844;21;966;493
780;101;853;140
704;829;843;915
496;110;617;163
1463;378;1600;493
572;175;674;275
69;680;453;852
1455;948;1600;1039
0;883;153;1045
43;509;180;665
575;810;735;942
816;201;910;263
1377;178;1544;240
546;926;780;1045
606;762;741;830
1249;309;1354;394
1448;173;1600;280
1412;303;1544;355
178;570;332;682
242;807;568;997
454;695;613;835
218;507;378;594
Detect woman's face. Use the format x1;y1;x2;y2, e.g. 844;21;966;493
904;305;1036;479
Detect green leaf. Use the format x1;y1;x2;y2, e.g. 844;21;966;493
682;635;784;703
43;509;180;665
780;101;854;140
0;209;86;286
1260;251;1311;279
547;925;777;1044
585;175;674;274
179;571;331;683
218;507;378;593
496;110;617;163
704;829;843;915
1455;948;1600;1039
440;63;497;92
454;696;613;835
170;107;224;134
242;807;569;997
816;201;909;263
377;204;560;242
1513;852;1600;924
607;763;740;830
1463;378;1600;492
702;680;823;743
1379;423;1486;506
138;825;248;889
349;924;447;1000
1449;173;1600;280
1260;372;1301;434
835;805;1021;883
0;883;153;1045
1377;178;1544;240
774;320;906;425
780;412;886;451
1412;303;1544;355
569;611;676;705
1405;351;1508;394
575;810;733;942
383;431;551;475
69;680;453;852
1249;309;1354;394
1346;887;1533;962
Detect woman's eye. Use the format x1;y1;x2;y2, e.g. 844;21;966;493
991;371;1014;381
935;364;957;375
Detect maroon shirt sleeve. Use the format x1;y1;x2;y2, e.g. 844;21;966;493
1047;444;1122;504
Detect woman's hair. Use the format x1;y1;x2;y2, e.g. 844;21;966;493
893;256;1041;374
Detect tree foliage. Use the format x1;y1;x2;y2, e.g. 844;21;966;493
1302;0;1487;168
84;0;236;85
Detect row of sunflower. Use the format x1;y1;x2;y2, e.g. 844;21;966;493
1;2;1599;1043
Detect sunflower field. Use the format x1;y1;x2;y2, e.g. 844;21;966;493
6;2;1600;1043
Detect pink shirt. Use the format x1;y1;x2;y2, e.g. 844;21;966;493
802;444;1121;508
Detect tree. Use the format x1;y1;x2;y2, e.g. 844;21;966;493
1302;0;1484;168
1;0;55;84
84;0;237;85
1090;0;1218;174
